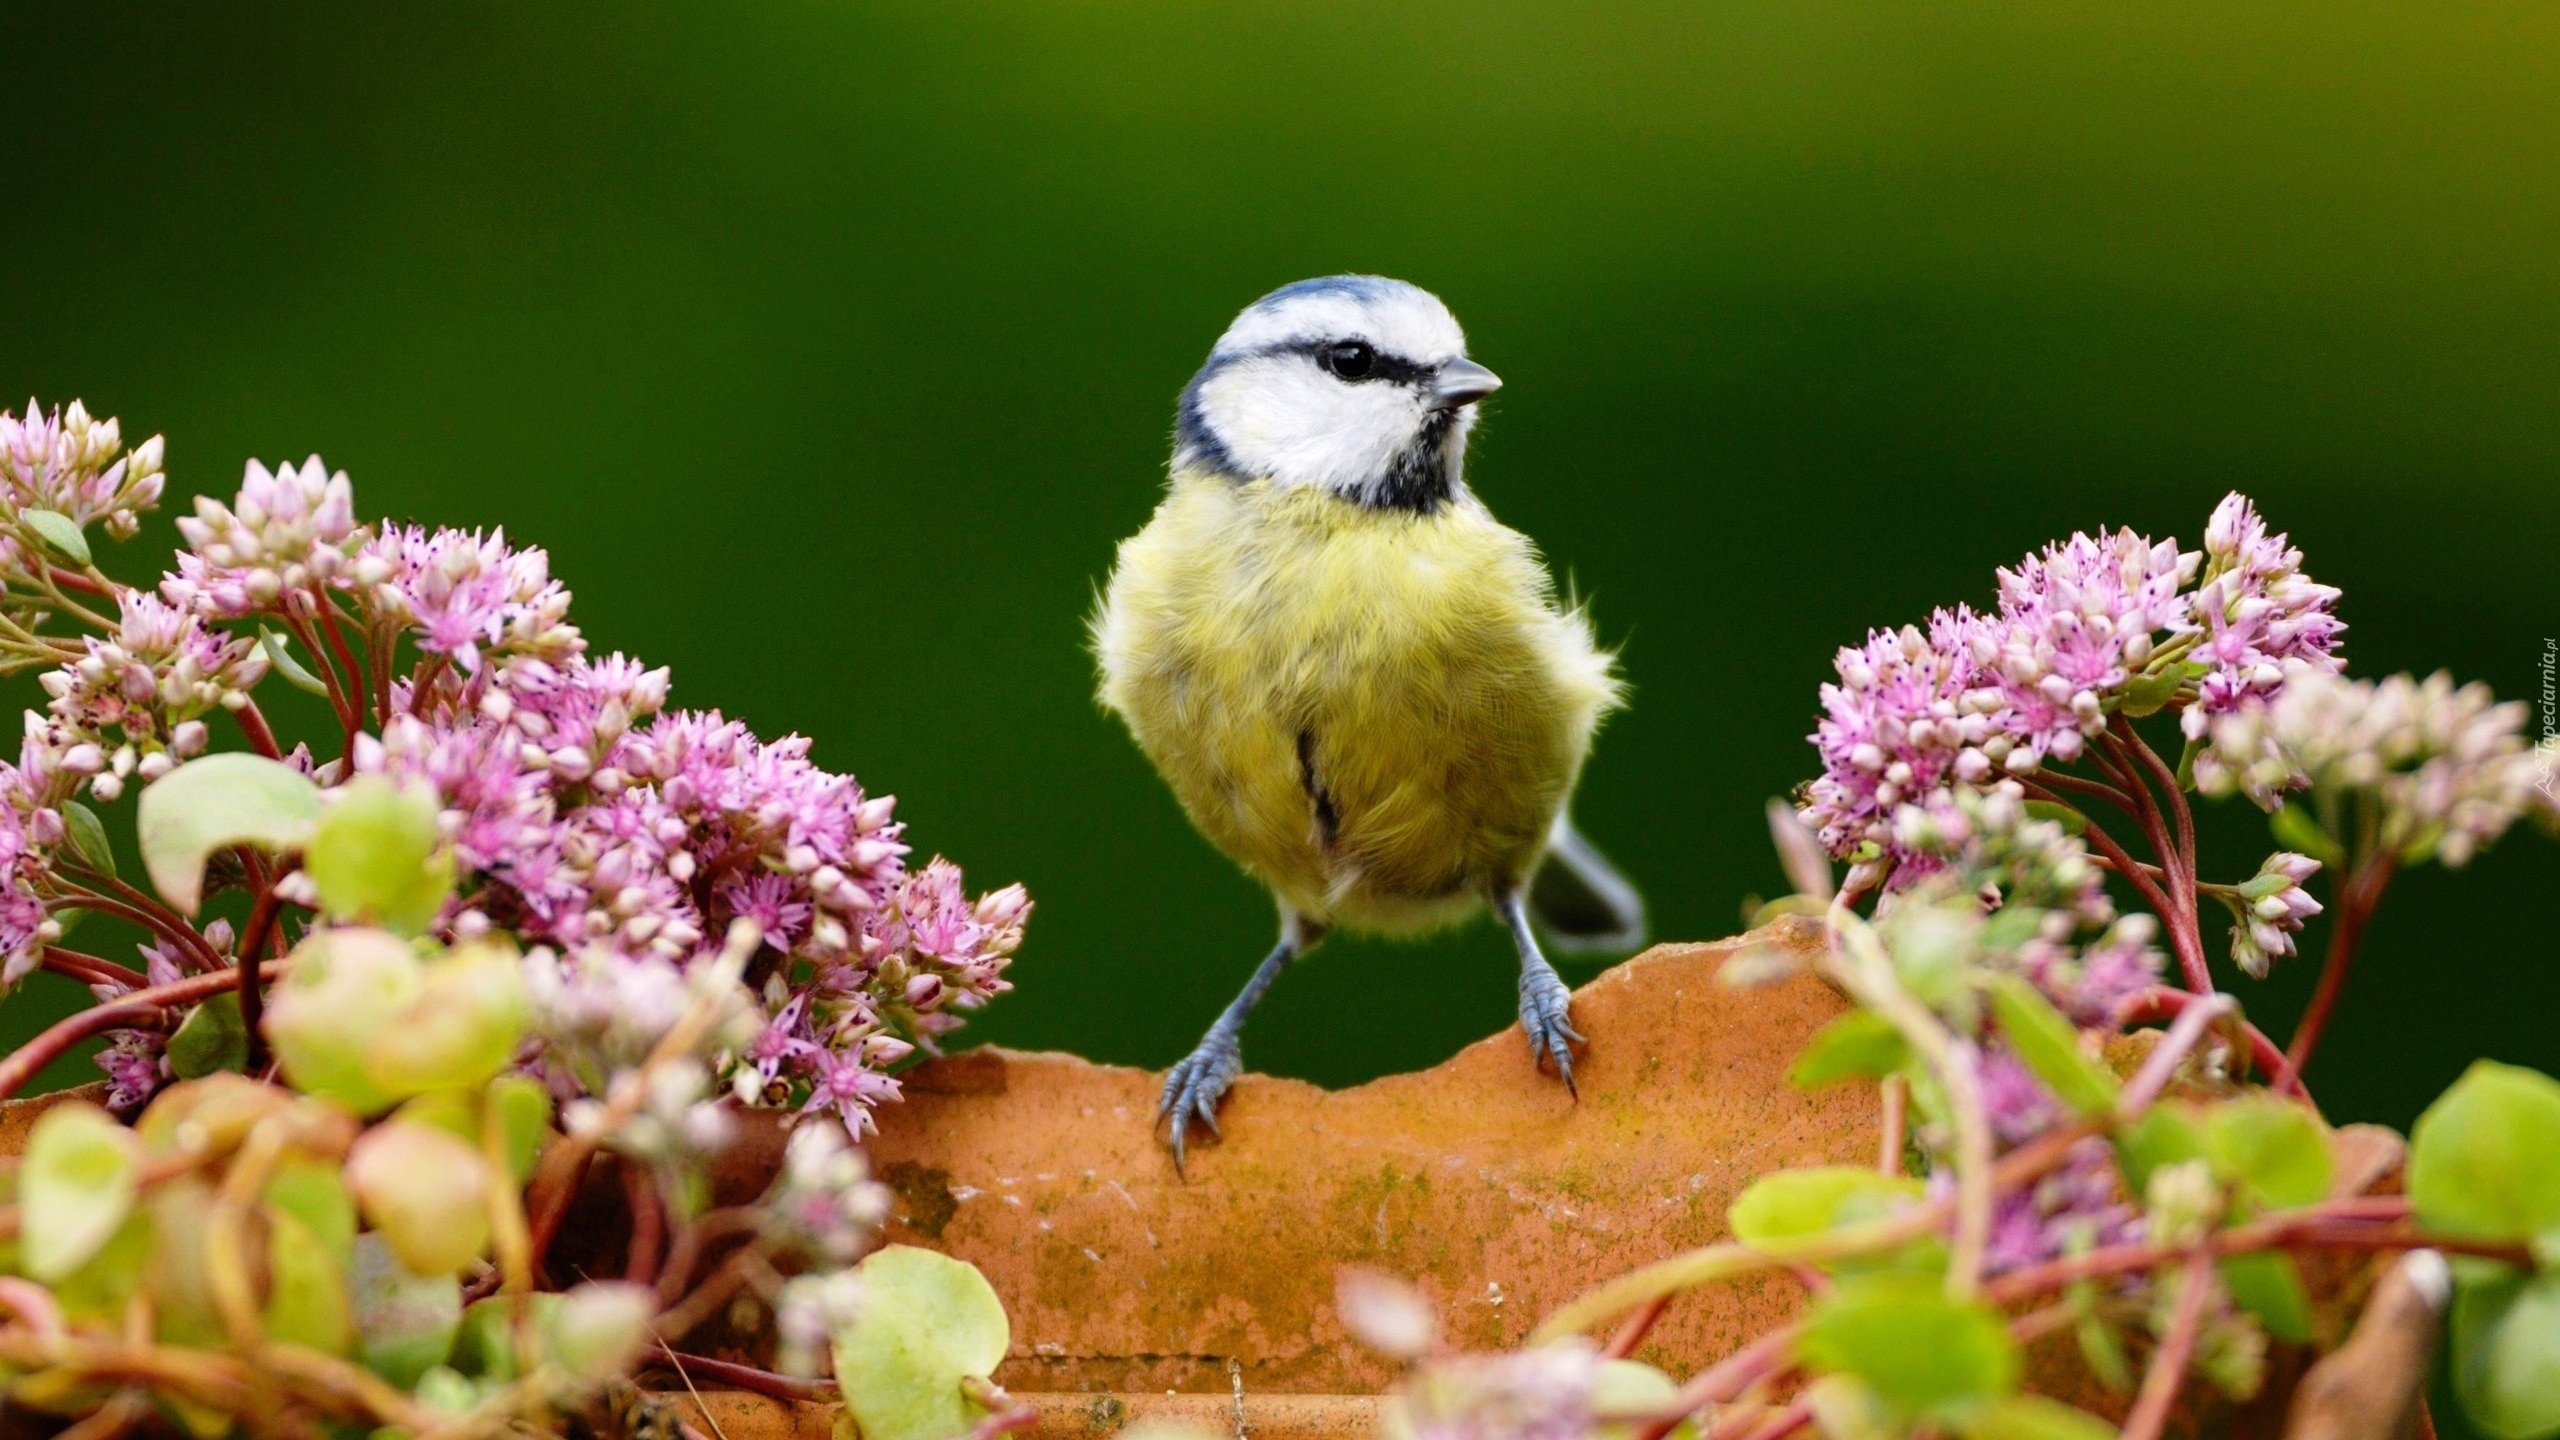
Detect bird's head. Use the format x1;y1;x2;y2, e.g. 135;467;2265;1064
1173;275;1499;512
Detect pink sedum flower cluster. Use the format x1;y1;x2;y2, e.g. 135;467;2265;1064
1802;494;2344;881
0;402;1026;1134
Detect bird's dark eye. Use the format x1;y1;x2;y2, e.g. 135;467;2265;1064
1318;340;1377;381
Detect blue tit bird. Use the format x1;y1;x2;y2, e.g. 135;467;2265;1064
1091;275;1647;1168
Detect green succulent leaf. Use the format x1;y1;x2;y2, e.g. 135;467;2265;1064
350;1234;463;1389
2114;669;2181;720
20;1101;142;1283
1796;1274;2019;1423
22;508;92;565
307;774;455;935
264;1158;359;1267
166;993;249;1080
136;753;322;914
2218;1251;2313;1343
2269;803;2343;866
833;1245;1013;1440
1959;1395;2120;1440
263;1210;356;1355
2020;800;2089;835
1729;1167;1925;1251
1987;976;2117;1117
1790;1011;1912;1088
486;1075;554;1185
260;629;334;698
2204;1095;2333;1211
544;1282;655;1381
2113;1104;2206;1197
345;1120;493;1276
60;800;115;876
2410;1060;2560;1264
2451;1269;2560;1440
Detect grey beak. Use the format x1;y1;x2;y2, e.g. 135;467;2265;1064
1430;358;1502;410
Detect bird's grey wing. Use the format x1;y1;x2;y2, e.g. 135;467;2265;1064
1528;812;1648;954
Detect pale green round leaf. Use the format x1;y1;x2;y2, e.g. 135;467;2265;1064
834;1245;1013;1440
2205;1095;2332;1211
22;508;92;565
266;928;424;1115
1729;1167;1923;1250
308;775;455;935
350;1234;463;1389
263;1209;356;1355
344;1120;494;1276
2411;1061;2560;1257
2112;1103;2205;1197
1797;1274;2019;1423
363;940;530;1097
20;1101;142;1283
1987;976;2117;1117
2218;1251;2313;1343
264;1157;358;1266
137;753;323;914
1790;1012;1911;1088
166;993;249;1080
2452;1269;2560;1440
1959;1394;2120;1440
544;1281;655;1381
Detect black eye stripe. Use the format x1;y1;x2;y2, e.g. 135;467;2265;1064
1282;338;1430;386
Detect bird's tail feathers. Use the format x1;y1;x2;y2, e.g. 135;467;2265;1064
1529;813;1647;955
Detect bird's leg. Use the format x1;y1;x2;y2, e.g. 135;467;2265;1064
1498;889;1585;1094
1159;909;1323;1172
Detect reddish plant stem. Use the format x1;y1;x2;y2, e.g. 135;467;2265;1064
1727;1399;1813;1440
230;698;285;761
2116;987;2299;1097
2280;851;2397;1091
646;1346;834;1403
233;883;288;1072
625;1163;667;1285
279;613;359;739
2119;992;2233;1116
1635;1327;1800;1439
2025;768;2140;812
2115;720;2197;883
49;886;222;974
315;601;369;741
2098;732;2210;993
1604;1294;1672;1360
0;963;286;1100
2120;1251;2215;1440
2020;784;2182;926
42;946;146;989
43;565;114;598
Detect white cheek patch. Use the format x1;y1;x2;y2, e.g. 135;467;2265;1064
1199;356;1432;495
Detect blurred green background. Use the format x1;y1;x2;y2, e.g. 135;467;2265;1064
5;2;2555;1146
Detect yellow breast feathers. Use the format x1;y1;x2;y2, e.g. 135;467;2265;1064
1093;472;1621;933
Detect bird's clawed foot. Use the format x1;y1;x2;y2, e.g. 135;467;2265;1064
1518;967;1586;1095
1157;1031;1244;1174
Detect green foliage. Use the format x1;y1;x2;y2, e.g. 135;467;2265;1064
2268;804;2343;867
2451;1270;2560;1440
1790;1012;1911;1088
1958;1395;2120;1440
18;1102;141;1283
833;1245;1012;1440
2216;1251;2312;1343
2202;1096;2331;1211
264;1210;357;1354
2411;1060;2560;1264
1985;977;2116;1117
2112;1104;2203;1197
1727;1167;1931;1274
135;753;323;914
166;993;248;1080
21;509;91;565
350;1234;465;1390
307;775;455;935
1796;1275;2018;1424
265;928;528;1116
59;800;115;876
344;1120;494;1276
